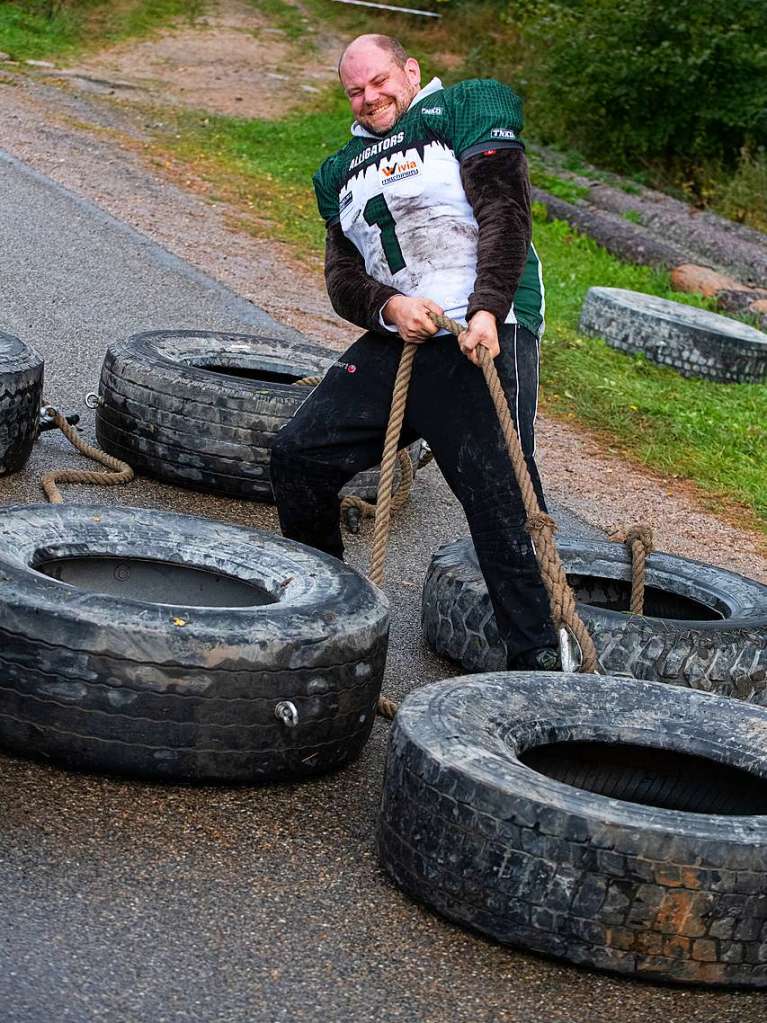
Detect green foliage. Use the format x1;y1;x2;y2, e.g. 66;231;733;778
713;147;767;233
0;0;207;60
514;0;767;184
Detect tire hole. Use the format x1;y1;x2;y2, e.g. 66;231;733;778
520;741;767;814
35;556;277;607
190;362;305;384
569;574;724;621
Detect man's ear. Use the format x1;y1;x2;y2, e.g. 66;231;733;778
405;57;421;88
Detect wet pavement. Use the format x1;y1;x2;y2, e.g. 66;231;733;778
0;148;762;1022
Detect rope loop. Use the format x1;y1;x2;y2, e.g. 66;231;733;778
40;406;134;504
609;523;655;615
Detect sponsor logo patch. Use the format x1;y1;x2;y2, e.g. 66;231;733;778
339;192;353;214
381;159;419;185
490;128;517;140
422;106;443;115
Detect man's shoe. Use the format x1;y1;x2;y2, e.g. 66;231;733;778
507;646;562;671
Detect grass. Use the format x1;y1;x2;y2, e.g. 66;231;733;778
0;0;208;61
157;97;767;531
169;92;350;253
534;217;767;527
526;157;589;205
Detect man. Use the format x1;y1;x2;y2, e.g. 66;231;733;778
270;33;560;670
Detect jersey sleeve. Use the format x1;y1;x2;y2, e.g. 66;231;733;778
313;156;341;226
442;79;525;161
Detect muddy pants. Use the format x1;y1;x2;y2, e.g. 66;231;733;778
270;322;557;662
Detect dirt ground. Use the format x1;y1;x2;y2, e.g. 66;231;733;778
44;0;343;119
1;0;766;583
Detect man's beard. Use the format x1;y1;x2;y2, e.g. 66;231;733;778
361;89;417;135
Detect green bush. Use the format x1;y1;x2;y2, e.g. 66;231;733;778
513;0;767;182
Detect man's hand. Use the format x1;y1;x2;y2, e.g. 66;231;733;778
382;296;444;343
458;310;500;366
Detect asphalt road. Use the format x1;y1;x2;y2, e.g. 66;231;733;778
0;149;760;1023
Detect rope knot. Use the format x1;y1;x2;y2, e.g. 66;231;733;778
526;511;558;538
609;523;654;555
626;524;654;555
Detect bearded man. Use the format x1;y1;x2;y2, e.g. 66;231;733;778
270;33;560;671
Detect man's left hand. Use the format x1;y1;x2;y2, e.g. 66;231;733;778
458;310;500;366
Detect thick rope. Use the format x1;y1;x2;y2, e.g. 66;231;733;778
428;313;599;672
293;375;414;527
41;407;134;504
369;343;418;589
609;524;654;615
373;316;600;719
340;448;414;525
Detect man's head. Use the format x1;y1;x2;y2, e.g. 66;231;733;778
338;34;421;136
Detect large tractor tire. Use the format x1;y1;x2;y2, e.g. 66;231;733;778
95;330;420;502
579;287;767;383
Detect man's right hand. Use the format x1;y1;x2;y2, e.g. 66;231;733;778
382;296;444;343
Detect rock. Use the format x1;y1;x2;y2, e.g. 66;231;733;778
670;263;747;298
25;59;56;68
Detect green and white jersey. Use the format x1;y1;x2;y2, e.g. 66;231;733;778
314;77;545;337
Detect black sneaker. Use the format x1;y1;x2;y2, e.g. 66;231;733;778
507;646;562;671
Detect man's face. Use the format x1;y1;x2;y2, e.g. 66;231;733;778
340;45;421;135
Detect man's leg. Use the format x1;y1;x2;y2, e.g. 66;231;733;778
406;322;559;666
270;332;416;559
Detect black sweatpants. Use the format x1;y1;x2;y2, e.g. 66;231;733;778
270;322;557;661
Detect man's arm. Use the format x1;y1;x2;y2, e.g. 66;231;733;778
456;146;532;363
462;146;532;323
324;222;401;333
325;224;443;341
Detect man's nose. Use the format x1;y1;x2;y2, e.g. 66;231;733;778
364;85;381;106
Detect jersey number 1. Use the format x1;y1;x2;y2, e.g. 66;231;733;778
363;194;406;274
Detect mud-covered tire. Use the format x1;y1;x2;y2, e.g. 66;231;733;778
422;536;767;701
0;503;389;781
95;330;421;502
579;287;767;383
0;331;44;477
379;671;767;986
